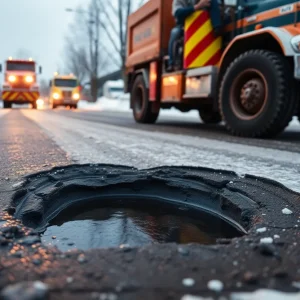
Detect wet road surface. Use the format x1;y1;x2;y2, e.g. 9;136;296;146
18;108;300;193
0;109;299;299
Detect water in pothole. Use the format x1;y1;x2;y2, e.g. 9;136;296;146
41;202;243;251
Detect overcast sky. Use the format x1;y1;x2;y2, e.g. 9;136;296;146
0;0;86;81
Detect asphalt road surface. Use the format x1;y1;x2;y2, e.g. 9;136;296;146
0;108;300;194
0;108;299;300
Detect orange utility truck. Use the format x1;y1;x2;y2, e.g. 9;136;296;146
125;0;300;138
1;57;42;109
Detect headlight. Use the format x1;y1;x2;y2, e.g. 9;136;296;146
53;93;60;100
36;99;44;106
8;75;16;83
291;35;300;52
25;75;34;83
72;93;80;100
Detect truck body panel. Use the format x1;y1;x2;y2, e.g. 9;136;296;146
126;0;174;68
161;72;185;102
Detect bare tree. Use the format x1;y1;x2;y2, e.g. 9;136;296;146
64;2;109;101
64;38;89;86
96;0;147;75
64;0;147;99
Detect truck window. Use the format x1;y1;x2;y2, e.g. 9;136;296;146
54;79;78;88
7;62;35;72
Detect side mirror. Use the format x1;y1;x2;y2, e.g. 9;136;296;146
224;0;237;6
39;66;42;74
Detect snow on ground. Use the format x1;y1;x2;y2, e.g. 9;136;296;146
23;110;300;193
78;97;200;119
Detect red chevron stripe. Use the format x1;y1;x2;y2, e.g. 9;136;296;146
204;48;222;66
185;10;210;43
184;30;215;68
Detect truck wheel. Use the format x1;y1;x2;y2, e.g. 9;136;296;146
199;109;221;124
132;75;159;124
3;101;12;109
32;102;37;109
219;50;296;138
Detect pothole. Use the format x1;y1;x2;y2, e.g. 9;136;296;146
41;200;243;251
9;165;299;255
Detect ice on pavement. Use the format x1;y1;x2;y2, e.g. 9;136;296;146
23;110;300;193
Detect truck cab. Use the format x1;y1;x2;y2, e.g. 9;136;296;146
49;74;80;109
126;0;300;138
1;57;41;109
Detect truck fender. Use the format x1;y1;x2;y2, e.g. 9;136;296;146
220;27;294;67
129;68;149;108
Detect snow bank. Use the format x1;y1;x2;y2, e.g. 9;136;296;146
78;97;129;112
78;97;200;119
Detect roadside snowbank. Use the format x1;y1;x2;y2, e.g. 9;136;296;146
78;97;200;119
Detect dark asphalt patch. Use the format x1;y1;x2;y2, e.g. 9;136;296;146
0;110;69;208
0;165;299;299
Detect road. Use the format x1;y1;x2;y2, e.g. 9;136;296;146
0;108;299;193
0;108;300;300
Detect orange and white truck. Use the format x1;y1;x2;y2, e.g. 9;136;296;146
1;57;42;109
125;0;300;138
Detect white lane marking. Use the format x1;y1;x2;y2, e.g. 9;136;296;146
23;110;300;192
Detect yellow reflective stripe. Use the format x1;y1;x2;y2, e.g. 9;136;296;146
189;36;222;68
24;92;33;101
184;19;212;58
184;10;203;31
10;92;18;100
2;92;9;99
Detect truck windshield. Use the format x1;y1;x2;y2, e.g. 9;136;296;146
54;79;78;88
7;62;35;72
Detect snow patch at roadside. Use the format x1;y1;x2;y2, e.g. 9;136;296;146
78;97;205;120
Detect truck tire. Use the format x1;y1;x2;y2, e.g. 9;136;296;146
32;102;37;109
199;109;221;124
132;75;159;124
219;50;296;138
3;101;12;109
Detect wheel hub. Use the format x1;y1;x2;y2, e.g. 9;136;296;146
240;79;265;114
